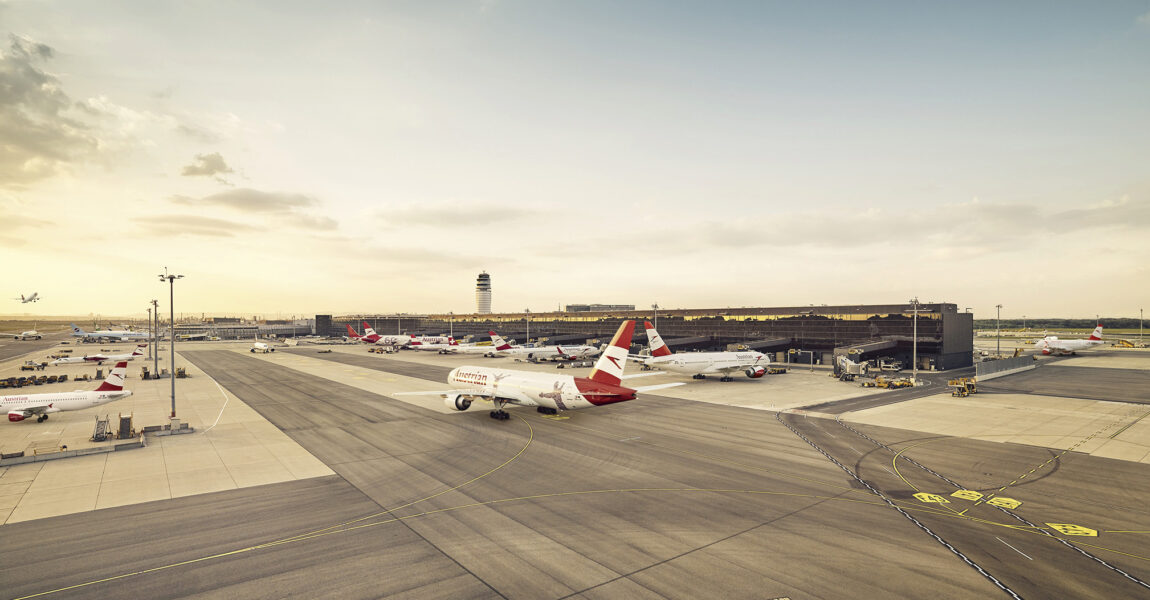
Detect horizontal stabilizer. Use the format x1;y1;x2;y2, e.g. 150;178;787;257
620;372;663;380
635;382;685;393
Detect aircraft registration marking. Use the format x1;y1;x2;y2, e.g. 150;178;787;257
1046;523;1098;537
913;492;949;504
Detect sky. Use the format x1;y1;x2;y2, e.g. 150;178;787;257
1;1;1148;320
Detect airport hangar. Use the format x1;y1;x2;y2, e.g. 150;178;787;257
318;302;974;370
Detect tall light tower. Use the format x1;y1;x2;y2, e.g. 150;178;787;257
146;306;153;360
151;299;159;377
996;304;1003;358
525;308;531;345
652;302;659;330
448;312;454;339
909;297;919;384
159;269;183;419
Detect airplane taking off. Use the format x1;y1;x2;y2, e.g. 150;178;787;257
13;292;40;303
0;329;42;341
1036;325;1105;355
632;321;769;381
485;331;601;361
4;361;131;423
399;321;682;420
51;344;146;366
251;341;275;353
71;323;150;342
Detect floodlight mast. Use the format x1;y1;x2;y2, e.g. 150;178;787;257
159;268;184;419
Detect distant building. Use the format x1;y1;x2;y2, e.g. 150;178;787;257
476;271;492;314
565;303;636;312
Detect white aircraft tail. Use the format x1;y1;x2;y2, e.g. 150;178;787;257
643;321;672;357
589;321;636;386
71;323;86;335
1089;324;1104;341
95;361;129;392
362;321;378;337
132;344;147;357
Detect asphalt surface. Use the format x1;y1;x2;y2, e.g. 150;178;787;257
0;332;71;364
977;364;1150;404
2;348;1147;599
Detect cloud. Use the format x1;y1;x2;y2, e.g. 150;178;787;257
173;188;317;213
380;204;539;228
0;35;100;188
180;152;234;178
0;214;50;232
133;214;262;237
1139;10;1150;26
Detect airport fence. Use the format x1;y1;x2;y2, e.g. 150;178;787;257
975;356;1036;381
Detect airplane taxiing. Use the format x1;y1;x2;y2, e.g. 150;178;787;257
632;321;769;381
71;323;150;342
4;361;131;423
13;292;40;303
0;329;42;341
1036;325;1105;356
400;320;682;420
251;341;275;353
485;331;602;361
51;344;146;366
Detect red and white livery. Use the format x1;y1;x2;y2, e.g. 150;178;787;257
633;321;769;381
1037;325;1105;356
4;361;132;423
403;321;681;420
51;344;146;366
484;331;602;361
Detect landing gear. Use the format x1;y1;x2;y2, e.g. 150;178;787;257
489;410;510;420
537;407;558;415
36;414;48;423
692;374;706;380
719;376;733;382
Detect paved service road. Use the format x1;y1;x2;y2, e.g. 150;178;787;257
0;332;71;364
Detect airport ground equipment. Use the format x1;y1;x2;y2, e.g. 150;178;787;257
117;413;134;439
767;366;788;374
1113;339;1135;348
91;415;110;442
949;377;978;397
176;367;187;378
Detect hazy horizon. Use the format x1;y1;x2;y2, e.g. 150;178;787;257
3;2;1148;320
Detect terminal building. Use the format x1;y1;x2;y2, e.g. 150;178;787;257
318;302;974;371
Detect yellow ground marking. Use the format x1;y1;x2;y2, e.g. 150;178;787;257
952;490;983;502
1045;523;1098;537
985;497;1021;510
1103;530;1150;534
540;414;569;421
913;492;950;504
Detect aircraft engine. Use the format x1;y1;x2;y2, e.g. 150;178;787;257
8;412;27;422
444;394;472;411
745;366;766;378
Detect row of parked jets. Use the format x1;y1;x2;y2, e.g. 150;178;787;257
0;323;1110;425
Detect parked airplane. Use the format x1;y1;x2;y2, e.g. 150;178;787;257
12;292;40;303
361;322;412;347
411;337;462;353
400;321;681;419
632;321;769;381
485;331;601;361
0;329;42;341
51;344;146;366
4;361;131;422
411;334;451;345
71;323;150;342
251;341;275;353
1036;325;1105;356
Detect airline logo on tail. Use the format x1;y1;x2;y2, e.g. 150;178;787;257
489;331;513;351
132;345;146;357
1089;325;1104;341
643;321;672;357
95;361;128;392
589;320;636;386
362;322;378;337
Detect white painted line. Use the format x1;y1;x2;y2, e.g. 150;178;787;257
618;436;640;442
881;466;895;476
996;537;1033;560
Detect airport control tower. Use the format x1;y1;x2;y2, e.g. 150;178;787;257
475;271;492;314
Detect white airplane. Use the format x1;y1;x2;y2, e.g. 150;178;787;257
51;344;146;365
1036;325;1105;356
411;334;451;345
4;360;131;423
400;320;682;419
251;341;275;353
485;331;601;361
361;322;412;347
12;292;40;303
0;329;42;341
632;321;769;381
411;336;463;354
71;323;150;342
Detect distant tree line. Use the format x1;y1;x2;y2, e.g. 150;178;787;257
973;318;1144;330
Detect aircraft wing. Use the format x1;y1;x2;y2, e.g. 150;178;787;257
394;388;488;397
635;382;686;393
620;372;663;380
10;405;50;417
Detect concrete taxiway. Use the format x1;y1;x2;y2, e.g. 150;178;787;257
0;341;1148;599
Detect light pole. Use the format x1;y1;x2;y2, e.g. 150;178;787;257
159;269;183;419
151;299;159;378
448;312;453;339
996;304;1003;358
909;297;918;384
1022;315;1027;331
525;308;530;345
146;306;152;360
652;303;659;329
1141;308;1144;346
